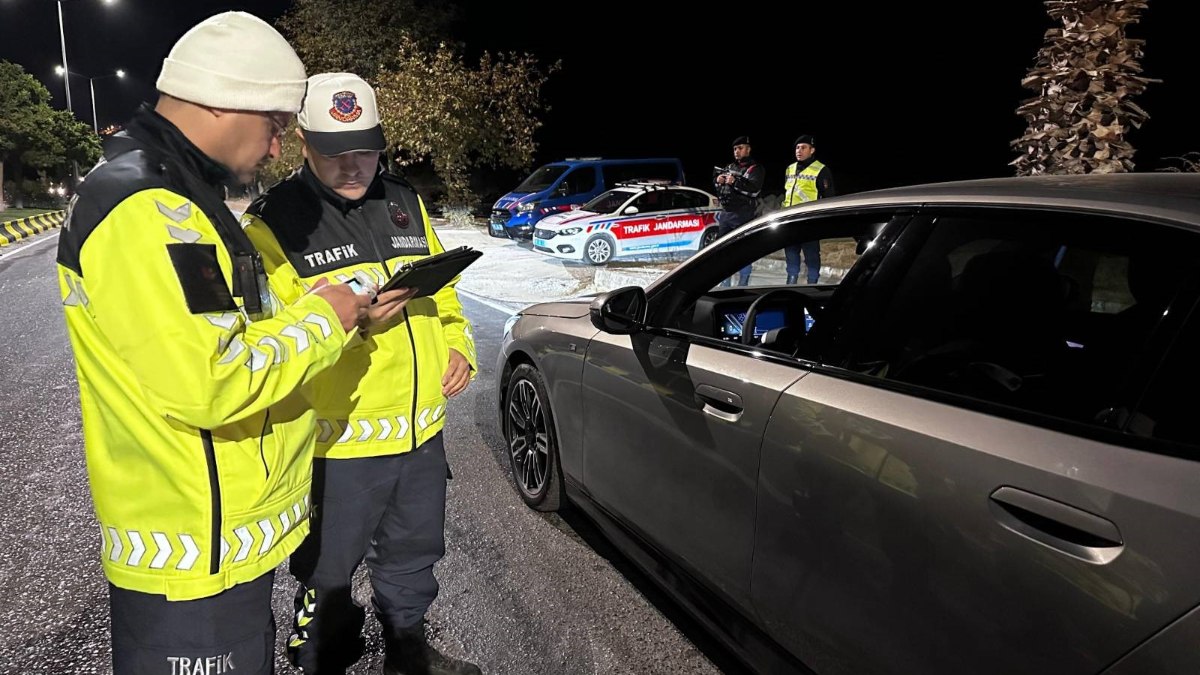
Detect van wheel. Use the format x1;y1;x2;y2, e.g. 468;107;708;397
584;234;615;265
699;227;719;249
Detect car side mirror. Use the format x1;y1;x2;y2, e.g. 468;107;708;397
623;206;639;215
590;286;647;334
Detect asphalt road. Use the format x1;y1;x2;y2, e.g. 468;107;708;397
0;230;741;675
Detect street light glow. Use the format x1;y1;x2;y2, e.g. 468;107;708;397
116;69;126;78
55;65;65;76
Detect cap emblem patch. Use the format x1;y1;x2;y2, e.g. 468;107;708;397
329;91;363;123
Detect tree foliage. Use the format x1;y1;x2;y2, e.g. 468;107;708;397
375;39;559;205
274;1;559;207
0;60;101;209
278;0;456;76
1012;0;1155;175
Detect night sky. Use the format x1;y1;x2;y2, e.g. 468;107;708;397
2;1;1198;198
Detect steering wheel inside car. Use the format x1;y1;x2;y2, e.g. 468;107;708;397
741;288;821;349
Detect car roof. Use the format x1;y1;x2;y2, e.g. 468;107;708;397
787;174;1200;230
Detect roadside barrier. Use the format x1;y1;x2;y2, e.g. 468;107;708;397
0;210;67;246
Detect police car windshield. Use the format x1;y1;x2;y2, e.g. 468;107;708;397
582;189;636;215
516;165;569;193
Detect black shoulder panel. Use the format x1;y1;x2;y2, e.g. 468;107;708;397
56;150;168;276
245;175;325;255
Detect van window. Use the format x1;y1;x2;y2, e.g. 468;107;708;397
559;167;597;197
516;165;568;192
603;162;681;189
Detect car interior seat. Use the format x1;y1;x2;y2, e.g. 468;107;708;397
896;249;1070;408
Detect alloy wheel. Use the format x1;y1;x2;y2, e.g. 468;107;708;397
507;379;549;497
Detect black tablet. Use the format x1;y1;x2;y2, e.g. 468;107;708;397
379;246;482;296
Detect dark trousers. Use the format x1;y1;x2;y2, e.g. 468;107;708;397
288;434;449;674
110;571;276;675
785;240;821;283
716;208;755;286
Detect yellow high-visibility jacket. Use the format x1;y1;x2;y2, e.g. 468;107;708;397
242;166;477;459
57;109;348;600
782;159;827;207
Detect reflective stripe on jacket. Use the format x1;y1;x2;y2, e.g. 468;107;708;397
243;167;477;460
782;159;826;207
57;108;348;600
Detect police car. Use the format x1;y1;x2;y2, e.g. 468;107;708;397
531;182;721;265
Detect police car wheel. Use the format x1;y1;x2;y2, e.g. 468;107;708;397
584;235;614;265
504;364;564;512
700;227;719;249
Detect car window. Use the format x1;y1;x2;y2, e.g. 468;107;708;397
833;209;1200;429
559;167;596;197
516;165;568;192
582;189;635;214
651;211;903;347
1130;299;1200;449
631;190;667;214
671;190;710;210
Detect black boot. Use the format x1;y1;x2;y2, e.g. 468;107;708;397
383;626;482;675
786;274;798;284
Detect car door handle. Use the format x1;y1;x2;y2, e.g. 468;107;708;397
695;384;743;422
988;486;1124;564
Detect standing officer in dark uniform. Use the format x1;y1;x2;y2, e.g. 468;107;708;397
243;73;480;675
714;135;765;286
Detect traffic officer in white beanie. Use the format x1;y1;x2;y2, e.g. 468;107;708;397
242;73;481;675
57;12;371;675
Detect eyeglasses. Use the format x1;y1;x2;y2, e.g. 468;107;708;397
259;112;292;141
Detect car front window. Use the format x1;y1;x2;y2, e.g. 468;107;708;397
515;165;569;193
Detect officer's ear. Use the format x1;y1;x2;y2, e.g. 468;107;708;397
296;128;309;160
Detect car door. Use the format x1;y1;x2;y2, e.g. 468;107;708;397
606;190;672;259
579;208;902;615
751;208;1200;674
580;328;802;613
665;189;717;253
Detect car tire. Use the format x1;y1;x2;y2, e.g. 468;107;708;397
584;234;615;265
504;363;564;511
699;226;719;249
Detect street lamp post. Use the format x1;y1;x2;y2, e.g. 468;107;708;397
57;67;125;133
55;0;117;114
56;1;72;112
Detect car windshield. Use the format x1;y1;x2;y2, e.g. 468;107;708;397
515;165;569;193
581;189;636;214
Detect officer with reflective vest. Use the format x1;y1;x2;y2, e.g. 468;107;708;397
781;134;836;284
241;73;480;675
56;13;371;675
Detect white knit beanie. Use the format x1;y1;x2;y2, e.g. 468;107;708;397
156;11;307;113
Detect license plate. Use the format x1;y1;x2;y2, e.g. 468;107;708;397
533;238;548;248
490;223;503;232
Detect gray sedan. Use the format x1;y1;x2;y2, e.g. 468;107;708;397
496;174;1200;674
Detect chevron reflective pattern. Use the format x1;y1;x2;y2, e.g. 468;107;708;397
220;495;309;568
99;526;202;571
61;274;90;307
0;209;66;246
98;494;307;573
315;414;429;445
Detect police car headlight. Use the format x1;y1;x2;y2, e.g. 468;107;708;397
503;313;521;337
516;202;537;213
561;227;582;235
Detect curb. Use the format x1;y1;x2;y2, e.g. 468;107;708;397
0;210;66;247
